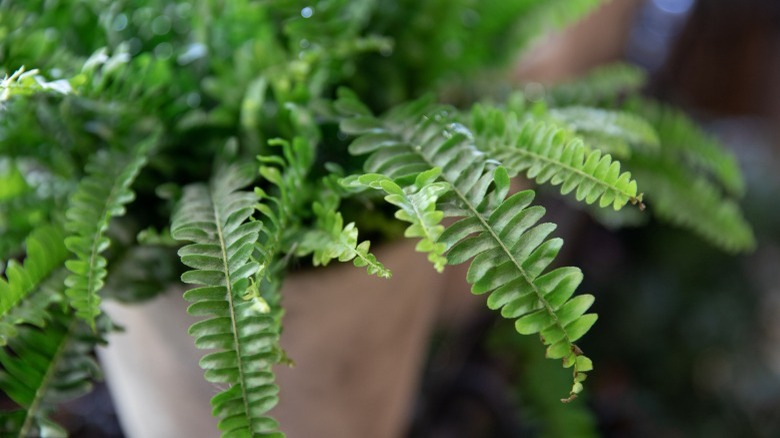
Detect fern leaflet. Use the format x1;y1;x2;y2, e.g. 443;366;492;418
338;91;597;400
172;163;282;437
295;200;392;278
64;137;156;328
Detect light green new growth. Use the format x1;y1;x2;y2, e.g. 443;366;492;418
342;168;450;272
295;202;392;278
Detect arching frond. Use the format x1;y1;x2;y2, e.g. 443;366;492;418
172;163;283;437
0;225;68;345
472;104;643;210
338;91;597;401
64;138;156;328
0;310;105;438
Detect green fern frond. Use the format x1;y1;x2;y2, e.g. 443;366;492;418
0;225;68;345
172;163;283;437
472;105;643;210
338;92;597;400
0;310;105;438
547;62;647;106
64;138;155;328
624;96;745;197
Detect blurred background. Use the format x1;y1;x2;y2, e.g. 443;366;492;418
35;0;780;436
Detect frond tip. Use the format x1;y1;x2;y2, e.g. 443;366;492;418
440;180;598;401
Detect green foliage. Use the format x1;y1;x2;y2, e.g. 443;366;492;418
0;310;106;438
295;200;392;278
0;0;756;435
547;106;660;158
623;96;745;196
172;164;283;437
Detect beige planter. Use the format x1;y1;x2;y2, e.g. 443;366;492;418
98;240;478;438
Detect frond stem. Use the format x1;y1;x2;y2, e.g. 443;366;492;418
212;193;253;432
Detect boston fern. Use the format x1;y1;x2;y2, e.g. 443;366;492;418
0;0;753;436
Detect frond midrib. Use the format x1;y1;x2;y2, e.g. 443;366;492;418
211;191;254;434
498;140;638;203
84;176;124;326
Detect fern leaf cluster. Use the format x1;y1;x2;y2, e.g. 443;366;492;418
338;91;598;400
0;0;759;434
172;164;282;437
536;72;755;252
547;106;660;157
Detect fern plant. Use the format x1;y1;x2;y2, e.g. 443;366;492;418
0;0;754;436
